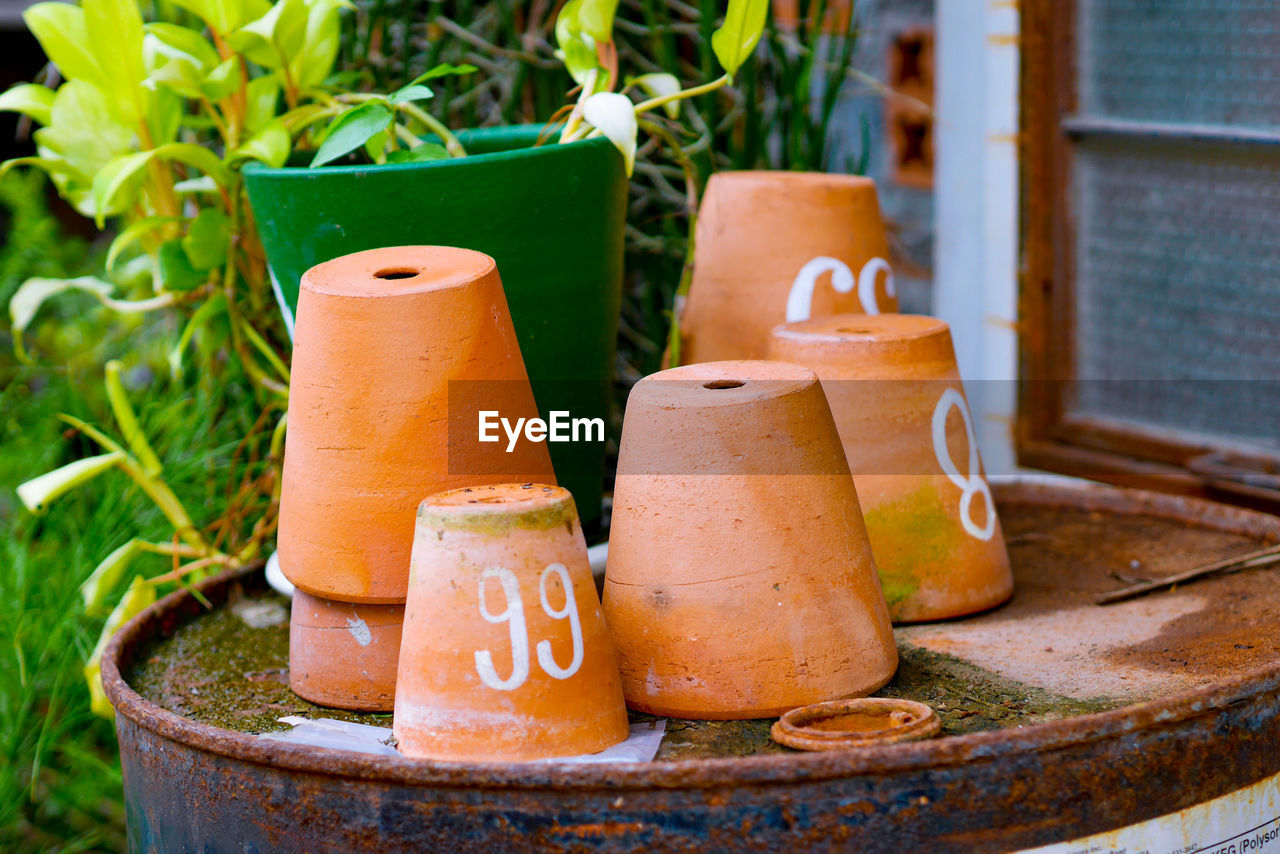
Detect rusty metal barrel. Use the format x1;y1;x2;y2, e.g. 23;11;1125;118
102;480;1280;852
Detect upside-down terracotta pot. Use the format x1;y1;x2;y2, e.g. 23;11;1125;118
277;246;555;604
677;171;899;365
394;483;629;761
603;360;898;719
767;314;1013;622
289;591;404;711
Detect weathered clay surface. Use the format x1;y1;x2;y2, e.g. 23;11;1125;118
277;246;555;604
679;171;898;364
605;360;899;719
768;314;1013;622
395;483;629;761
289;591;403;711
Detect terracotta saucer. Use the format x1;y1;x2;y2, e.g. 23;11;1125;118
771;698;940;751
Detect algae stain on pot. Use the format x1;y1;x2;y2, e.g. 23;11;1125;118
863;482;954;611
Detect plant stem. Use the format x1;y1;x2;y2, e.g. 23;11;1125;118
633;74;729;116
397;102;468;157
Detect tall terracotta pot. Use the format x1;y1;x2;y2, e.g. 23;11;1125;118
603;360;898;719
678;171;898;365
395;483;629;761
277;246;555;604
245;126;626;528
289;591;403;711
767;314;1013;622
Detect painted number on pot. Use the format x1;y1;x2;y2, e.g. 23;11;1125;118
785;256;896;322
474;564;585;691
931;388;997;542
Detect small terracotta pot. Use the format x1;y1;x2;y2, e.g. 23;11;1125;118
277;246;555;604
767;314;1014;622
604;360;898;719
394;483;629;761
289;590;404;711
677;171;898;365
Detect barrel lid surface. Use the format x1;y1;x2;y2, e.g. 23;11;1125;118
102;477;1280;787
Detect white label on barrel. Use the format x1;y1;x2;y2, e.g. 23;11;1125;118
1017;769;1280;854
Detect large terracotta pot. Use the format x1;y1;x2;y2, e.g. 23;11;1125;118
289;591;403;711
677;171;898;365
395;483;629;761
603;360;898;719
277;246;554;604
767;314;1014;622
245;126;626;527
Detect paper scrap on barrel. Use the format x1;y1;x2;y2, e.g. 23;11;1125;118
261;717;667;764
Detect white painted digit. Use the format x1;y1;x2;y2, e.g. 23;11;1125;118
535;563;584;680
786;256;896;322
856;257;895;315
931;388;996;542
474;567;530;691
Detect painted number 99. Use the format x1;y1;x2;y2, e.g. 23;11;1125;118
474;564;585;692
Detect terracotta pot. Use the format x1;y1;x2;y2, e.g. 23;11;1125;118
277;246;555;604
394;483;629;761
603;360;898;719
245;126;628;527
677;171;898;365
289;591;404;711
767;314;1013;622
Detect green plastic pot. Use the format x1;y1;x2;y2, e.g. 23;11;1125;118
244;126;626;526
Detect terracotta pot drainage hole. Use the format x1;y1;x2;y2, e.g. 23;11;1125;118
373;267;419;280
771;698;941;751
703;379;746;390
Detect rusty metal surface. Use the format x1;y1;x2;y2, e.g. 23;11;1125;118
103;479;1280;853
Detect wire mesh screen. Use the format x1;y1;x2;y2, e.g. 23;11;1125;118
1069;1;1280;451
1078;0;1280;128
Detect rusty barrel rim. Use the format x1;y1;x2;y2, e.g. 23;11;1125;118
102;477;1280;790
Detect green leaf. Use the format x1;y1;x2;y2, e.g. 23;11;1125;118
157;240;208;291
232;119;290;167
244;75;280;133
106;215;185;272
0;84;56;126
582;91;637;175
405;63;477;86
17;451;124;514
153;141;232;186
23;3;106;91
292;0;347;89
555;0;604;85
711;0;768;80
165;0;271;36
144;22;221;69
386;143;448;163
173;176;219;194
82;0;147;119
91;151;156;227
9;276;113;336
388;84;434;105
181;208;230;270
202;56;242;101
105;359;163;475
81;539;142;616
362;128;387;163
310;102;392;167
35;81;134;184
169;291;226;377
85;574;156;719
145;57;206;99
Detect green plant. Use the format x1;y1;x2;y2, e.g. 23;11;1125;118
0;0;350;712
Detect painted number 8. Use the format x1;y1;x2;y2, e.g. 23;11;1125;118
474;563;585;692
785;256;896;322
931;388;996;542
